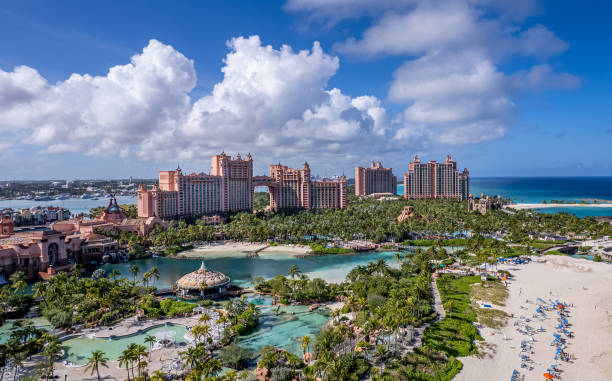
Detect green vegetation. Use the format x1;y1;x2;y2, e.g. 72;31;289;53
138;297;196;318
253;191;270;211
0;271;34;323
218;343;254;370
33;266;156;328
309;243;353;254
469;280;508;306
254;267;338;303
593;254;602;262
378;274;482;380
221;197;612;245
89;204;138;219
225;298;260;335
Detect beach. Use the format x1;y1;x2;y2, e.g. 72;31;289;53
456;256;612;380
506;203;612;210
177;240;312;257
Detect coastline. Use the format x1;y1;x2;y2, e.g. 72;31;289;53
177;240;313;257
455;255;612;380
506;202;612;210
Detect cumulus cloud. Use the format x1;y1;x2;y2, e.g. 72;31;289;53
0;36;393;171
0;39;196;157
292;0;579;145
0;0;580;174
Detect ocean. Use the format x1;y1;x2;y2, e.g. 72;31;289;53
398;177;612;217
2;177;611;218
0;195;137;216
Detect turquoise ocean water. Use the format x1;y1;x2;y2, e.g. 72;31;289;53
398;177;612;217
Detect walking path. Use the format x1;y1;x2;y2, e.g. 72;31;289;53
398;278;446;355
431;277;446;321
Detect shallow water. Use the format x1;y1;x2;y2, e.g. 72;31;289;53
61;323;189;365
101;250;411;289
236;304;330;357
0;316;52;343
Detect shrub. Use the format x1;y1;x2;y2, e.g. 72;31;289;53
218;343;254;370
159;298;195;316
593;254;602;262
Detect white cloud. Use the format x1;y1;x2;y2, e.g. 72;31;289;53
0;39;196;155
336;2;480;56
0;0;580;175
291;0;578;145
0;36;392;172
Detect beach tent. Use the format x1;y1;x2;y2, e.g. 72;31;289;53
543;373;554;379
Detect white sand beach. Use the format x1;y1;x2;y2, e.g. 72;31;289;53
506;203;612;210
179;240;312;257
456;256;612;380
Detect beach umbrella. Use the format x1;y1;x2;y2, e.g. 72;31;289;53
544;373;554;379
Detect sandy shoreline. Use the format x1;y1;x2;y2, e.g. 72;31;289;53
178;240;312;257
506;203;612;210
455;256;612;380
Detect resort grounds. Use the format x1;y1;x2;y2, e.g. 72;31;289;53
178;241;312;257
456;255;612;380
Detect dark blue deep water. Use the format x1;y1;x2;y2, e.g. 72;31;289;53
397;177;612;217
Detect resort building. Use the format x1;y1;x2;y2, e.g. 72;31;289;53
397;206;416;223
0;216;121;280
355;162;397;196
53;196;169;237
403;155;469;201
264;162;347;210
468;194;504;215
138;154;347;218
175;261;230;299
138;153;253;219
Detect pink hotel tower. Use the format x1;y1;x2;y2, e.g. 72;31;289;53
403;155;469;201
138;153;347;219
355;161;397;196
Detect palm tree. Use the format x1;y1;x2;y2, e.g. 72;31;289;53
119;348;134;380
109;268;121;280
443;300;454;319
133;344;148;377
151;370;168;381
85;350;109;381
144;334;156;357
129;264;140;286
301;335;311;356
149;266;160;285
42;339;62;381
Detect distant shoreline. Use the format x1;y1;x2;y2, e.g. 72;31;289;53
507;203;612;210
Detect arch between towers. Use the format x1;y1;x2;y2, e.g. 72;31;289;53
252;175;279;211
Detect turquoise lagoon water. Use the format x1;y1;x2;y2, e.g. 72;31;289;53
62;323;189;365
236;304;330;357
0;316;52;343
530;207;612;218
101;250;413;290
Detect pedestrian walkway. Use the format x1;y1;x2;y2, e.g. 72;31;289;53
431;278;446;321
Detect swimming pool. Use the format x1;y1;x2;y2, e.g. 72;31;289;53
61;323;190;365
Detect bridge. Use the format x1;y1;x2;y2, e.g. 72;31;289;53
252;175;277;189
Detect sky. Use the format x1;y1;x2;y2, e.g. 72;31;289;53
0;0;611;180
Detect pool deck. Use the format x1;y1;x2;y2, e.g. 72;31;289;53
24;314;219;380
82;315;202;339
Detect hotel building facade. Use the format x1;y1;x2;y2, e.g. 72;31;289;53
138;154;347;219
355;161;397;196
139;153;253;219
403;155;469;201
267;162;347;210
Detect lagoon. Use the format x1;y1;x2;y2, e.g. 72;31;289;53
101;250;412;289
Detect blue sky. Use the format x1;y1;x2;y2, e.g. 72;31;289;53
0;0;610;179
